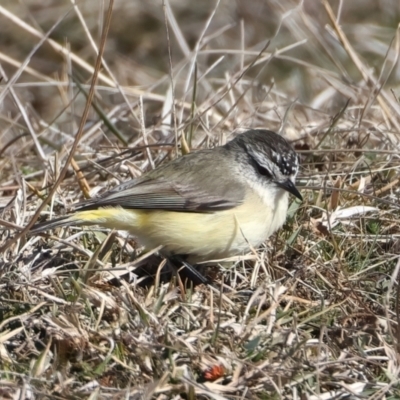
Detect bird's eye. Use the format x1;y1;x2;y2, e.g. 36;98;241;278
255;163;272;179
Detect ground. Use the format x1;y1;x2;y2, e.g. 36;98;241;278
0;1;400;399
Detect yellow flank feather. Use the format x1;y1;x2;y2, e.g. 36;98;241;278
69;186;289;263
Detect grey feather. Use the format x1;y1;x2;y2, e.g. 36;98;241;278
76;146;246;213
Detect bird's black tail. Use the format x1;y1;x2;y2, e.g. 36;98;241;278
30;215;73;235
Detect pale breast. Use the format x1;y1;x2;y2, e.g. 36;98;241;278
73;182;290;263
136;184;289;261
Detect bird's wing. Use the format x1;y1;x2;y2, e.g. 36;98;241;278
80;180;235;212
78;154;244;212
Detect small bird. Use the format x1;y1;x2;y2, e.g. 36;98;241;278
31;129;302;264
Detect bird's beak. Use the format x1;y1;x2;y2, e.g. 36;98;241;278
277;179;303;201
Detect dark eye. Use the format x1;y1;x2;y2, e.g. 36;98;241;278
245;144;274;179
255;162;272;179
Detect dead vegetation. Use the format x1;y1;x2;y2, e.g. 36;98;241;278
1;0;400;398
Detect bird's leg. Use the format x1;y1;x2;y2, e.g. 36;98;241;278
168;255;210;286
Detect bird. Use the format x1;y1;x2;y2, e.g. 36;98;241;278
31;129;302;267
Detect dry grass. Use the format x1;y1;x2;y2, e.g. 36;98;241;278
1;0;400;399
